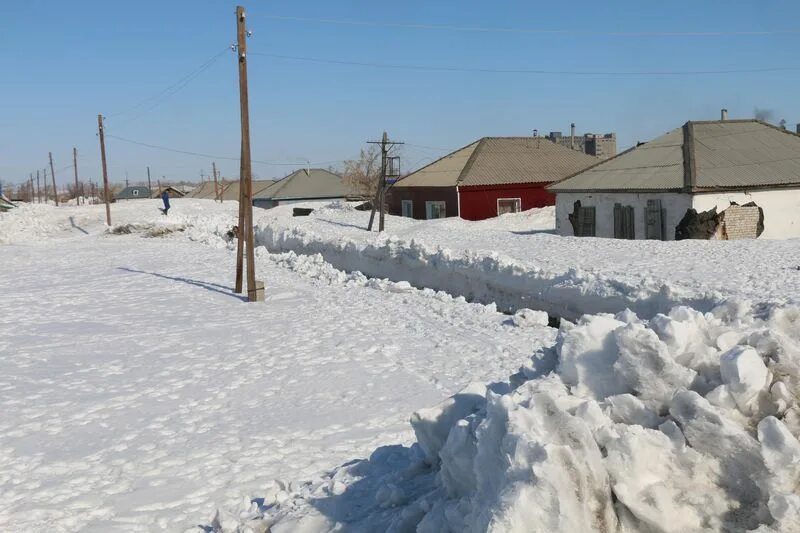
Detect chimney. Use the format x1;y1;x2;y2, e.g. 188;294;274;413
570;123;576;149
721;109;728;121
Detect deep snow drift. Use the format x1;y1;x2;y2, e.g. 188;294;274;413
236;299;800;533
251;202;800;320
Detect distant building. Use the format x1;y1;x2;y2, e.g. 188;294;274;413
549;117;800;240
151;186;185;199
115;186;151;200
389;136;598;221
253;168;359;209
221;180;275;202
547;124;617;159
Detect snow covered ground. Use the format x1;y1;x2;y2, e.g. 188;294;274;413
3;199;800;532
252;203;800;320
0;200;554;531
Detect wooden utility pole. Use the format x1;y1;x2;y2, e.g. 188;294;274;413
147;166;152;194
234;5;261;301
367;132;403;232
36;170;41;203
43;168;49;204
72;147;80;205
157;179;162;194
212;161;220;202
49;152;59;206
97;114;112;225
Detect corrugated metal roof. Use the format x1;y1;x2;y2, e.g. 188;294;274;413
549;120;800;192
393;142;479;187
253;169;357;200
394;137;597;188
458;137;599;186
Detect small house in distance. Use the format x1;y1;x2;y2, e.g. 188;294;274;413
150;186;184;199
548;116;800;240
221;180;275;202
253;168;358;209
115;186;151;200
389;137;598;221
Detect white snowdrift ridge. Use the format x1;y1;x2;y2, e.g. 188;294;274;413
229;300;800;532
253;204;737;321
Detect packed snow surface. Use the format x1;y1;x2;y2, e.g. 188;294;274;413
3;199;800;532
252;202;800;319
0;200;554;531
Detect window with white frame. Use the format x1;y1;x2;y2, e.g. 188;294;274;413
401;199;413;218
497;198;521;216
425;201;447;220
133;189;139;196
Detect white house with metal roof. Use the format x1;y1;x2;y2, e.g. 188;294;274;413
548;118;800;240
253;168;359;209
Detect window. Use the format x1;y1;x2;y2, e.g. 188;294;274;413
425;201;447;220
613;204;635;239
401;200;414;218
133;190;139;196
497;198;521;216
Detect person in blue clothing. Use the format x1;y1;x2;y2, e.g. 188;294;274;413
161;190;170;215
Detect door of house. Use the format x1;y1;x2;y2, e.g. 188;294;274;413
576;206;596;236
401;200;413;218
425;201;447;219
497;198;521;216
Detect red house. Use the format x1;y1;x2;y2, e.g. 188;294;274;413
389;137;598;221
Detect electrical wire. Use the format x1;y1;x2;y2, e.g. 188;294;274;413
104;133;343;167
106;47;231;124
250;52;800;77
259;14;800;37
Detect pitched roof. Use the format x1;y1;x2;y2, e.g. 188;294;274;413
186;182;219;199
394;137;598;189
254;168;357;200
549;119;800;192
220;180;275;201
151;186;185;198
115;186;151;199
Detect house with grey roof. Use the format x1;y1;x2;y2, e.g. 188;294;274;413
253;168;358;209
389;136;598;221
548;116;800;240
221;180;275;202
115;186;151;200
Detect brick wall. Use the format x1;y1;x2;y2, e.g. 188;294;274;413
721;206;761;239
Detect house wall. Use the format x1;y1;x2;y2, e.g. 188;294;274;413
388;186;458;219
692;188;800;239
254;197;346;210
555;191;692;240
458;183;555;221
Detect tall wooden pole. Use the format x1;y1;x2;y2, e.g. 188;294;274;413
212;161;220;202
234;5;259;301
36;170;41;203
43;168;49;204
73;147;80;205
97;114;112;225
49;152;59;206
29;174;34;203
147;166;152;194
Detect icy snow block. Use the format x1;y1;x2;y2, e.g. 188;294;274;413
720;345;769;413
410;382;486;465
511;308;549;328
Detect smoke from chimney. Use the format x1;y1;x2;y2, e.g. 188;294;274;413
721;109;728;121
754;107;774;122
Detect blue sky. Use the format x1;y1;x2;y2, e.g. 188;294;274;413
2;0;799;187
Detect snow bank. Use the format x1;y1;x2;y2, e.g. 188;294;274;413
252;203;800;321
235;300;800;532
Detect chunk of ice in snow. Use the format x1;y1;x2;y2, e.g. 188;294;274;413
720;345;770;414
511;308;549;327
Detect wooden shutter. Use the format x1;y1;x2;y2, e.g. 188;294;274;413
577;206;596;237
614;204;622;238
645;200;665;240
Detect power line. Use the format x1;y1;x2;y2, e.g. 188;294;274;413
104;133;343;167
260;14;800;37
106;46;230;124
251;52;800;77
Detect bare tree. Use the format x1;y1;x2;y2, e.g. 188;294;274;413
343;145;382;197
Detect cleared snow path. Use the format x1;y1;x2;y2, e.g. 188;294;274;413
0;205;554;532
